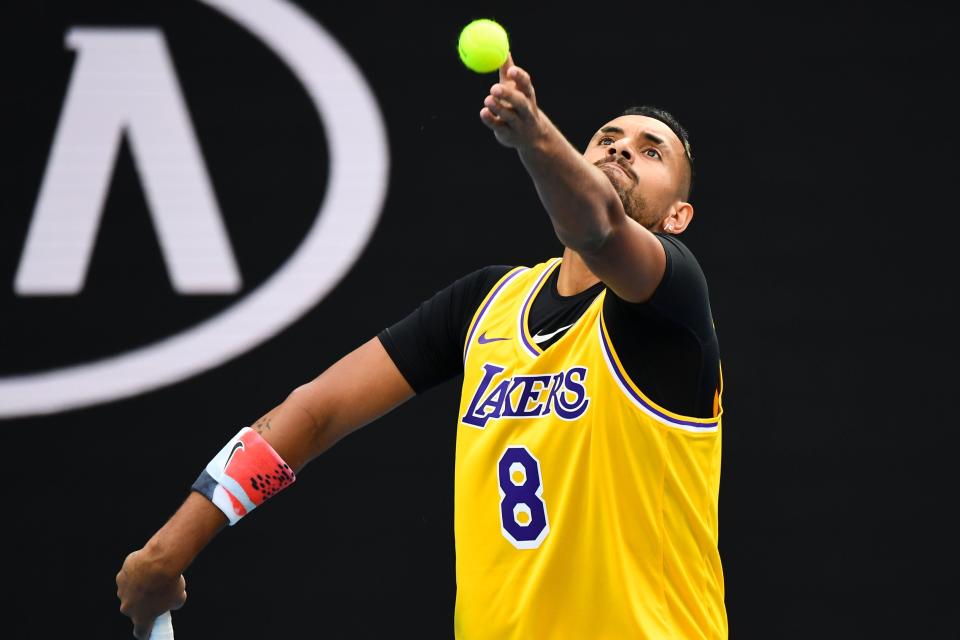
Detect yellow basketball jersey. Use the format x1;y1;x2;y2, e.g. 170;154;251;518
454;258;726;639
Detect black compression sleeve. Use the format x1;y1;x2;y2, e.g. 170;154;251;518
377;266;512;393
602;234;721;417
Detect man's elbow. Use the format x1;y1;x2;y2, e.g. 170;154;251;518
285;385;332;452
558;225;610;255
556;200;622;255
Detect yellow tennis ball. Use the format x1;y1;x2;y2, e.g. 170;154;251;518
458;19;509;74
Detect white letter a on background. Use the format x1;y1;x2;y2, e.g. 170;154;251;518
16;28;241;295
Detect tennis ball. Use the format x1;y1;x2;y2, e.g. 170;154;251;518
458;19;509;73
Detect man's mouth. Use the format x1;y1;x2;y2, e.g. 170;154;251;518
597;160;636;182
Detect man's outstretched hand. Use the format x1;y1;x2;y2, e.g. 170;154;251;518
480;55;547;149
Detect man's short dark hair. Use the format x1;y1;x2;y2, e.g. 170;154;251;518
621;105;694;199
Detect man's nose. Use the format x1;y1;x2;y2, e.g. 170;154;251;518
607;142;632;162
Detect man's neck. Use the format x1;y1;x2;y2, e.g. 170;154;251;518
558;247;601;296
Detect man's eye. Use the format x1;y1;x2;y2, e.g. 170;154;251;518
599;137;614;145
645;148;662;159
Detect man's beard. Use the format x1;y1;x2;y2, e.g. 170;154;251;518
597;160;658;229
611;180;658;230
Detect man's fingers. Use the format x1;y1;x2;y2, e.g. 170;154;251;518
498;52;515;84
484;95;524;128
480;107;509;130
173;583;188;610
488;85;529;121
483;94;513;120
507;66;536;102
133;617;156;640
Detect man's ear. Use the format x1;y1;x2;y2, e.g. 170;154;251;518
662;201;694;234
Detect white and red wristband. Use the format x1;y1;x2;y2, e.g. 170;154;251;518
191;427;296;525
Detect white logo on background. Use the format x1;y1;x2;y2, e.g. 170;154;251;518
16;29;240;295
0;0;390;418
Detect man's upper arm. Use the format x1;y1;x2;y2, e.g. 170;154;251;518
251;337;417;471
277;266;510;465
290;337;416;440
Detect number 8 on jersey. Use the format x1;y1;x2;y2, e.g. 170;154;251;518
498;446;549;549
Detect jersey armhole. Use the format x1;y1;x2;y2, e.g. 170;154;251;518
712;363;724;418
596;305;722;433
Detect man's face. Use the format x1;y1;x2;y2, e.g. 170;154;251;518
583;115;689;229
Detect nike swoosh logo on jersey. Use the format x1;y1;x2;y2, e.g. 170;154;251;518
532;323;574;344
224;441;245;468
478;331;510;344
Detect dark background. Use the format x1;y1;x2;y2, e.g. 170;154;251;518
1;1;955;638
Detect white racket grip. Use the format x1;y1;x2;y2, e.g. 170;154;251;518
149;611;174;640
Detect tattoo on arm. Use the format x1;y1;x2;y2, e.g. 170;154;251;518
253;418;272;434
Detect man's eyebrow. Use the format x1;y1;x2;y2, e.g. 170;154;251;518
598;126;624;136
597;126;670;152
642;131;667;149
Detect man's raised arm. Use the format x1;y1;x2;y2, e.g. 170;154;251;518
479;56;681;304
116;337;414;639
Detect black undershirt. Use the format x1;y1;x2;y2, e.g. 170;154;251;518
378;234;720;418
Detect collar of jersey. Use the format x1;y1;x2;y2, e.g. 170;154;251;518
518;258;605;358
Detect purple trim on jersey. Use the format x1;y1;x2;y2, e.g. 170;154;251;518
463;268;528;364
598;318;719;431
518;259;562;357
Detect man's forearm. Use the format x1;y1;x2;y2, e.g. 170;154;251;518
142;492;228;577
517;112;623;253
138;394;316;575
135;338;413;575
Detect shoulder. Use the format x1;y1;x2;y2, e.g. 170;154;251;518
376;265;516;394
477;264;516;286
650;233;710;302
455;265;516;303
656;233;706;281
603;234;713;332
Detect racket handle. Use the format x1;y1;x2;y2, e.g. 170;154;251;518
149;611;174;640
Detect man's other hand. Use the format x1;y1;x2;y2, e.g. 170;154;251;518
117;548;187;639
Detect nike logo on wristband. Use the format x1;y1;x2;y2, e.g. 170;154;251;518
478;331;510;344
224;441;245;467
